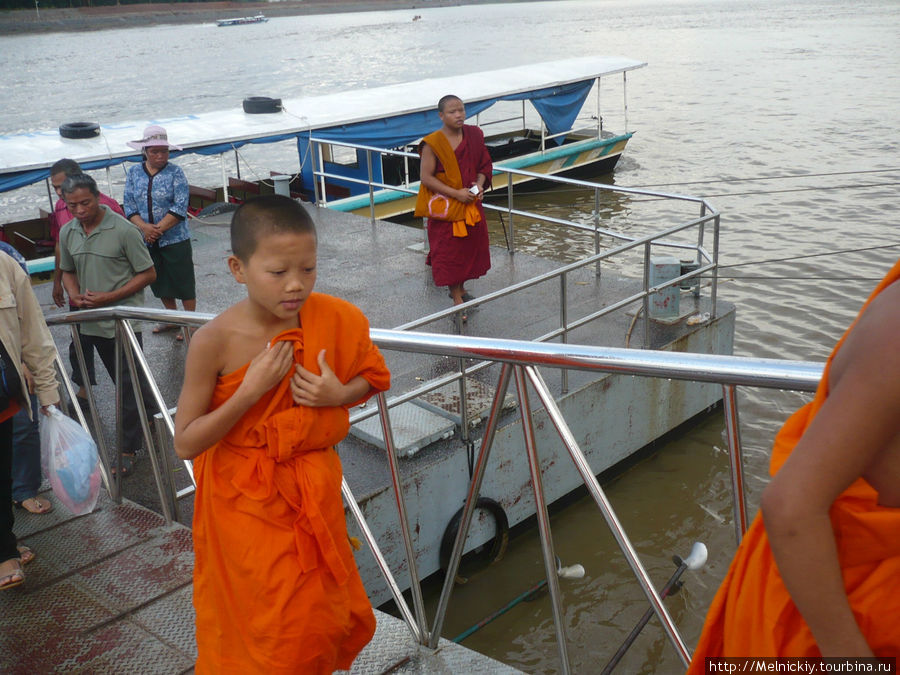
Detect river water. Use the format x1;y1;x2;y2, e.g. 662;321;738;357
2;0;899;672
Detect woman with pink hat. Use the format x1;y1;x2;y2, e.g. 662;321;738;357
124;125;196;339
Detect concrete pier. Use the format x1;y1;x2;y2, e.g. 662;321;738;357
11;204;734;668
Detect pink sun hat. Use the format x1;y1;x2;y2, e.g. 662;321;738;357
126;125;182;151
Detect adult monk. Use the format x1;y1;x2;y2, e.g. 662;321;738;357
415;94;493;317
174;195;390;674
688;257;900;665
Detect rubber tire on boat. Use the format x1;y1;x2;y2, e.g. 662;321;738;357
242;97;282;114
59;122;100;139
439;497;509;584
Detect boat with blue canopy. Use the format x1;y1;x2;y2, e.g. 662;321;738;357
0;55;646;263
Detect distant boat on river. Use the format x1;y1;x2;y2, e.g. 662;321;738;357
216;14;268;27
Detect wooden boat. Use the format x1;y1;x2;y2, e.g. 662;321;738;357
216;14;268;27
0;56;646;270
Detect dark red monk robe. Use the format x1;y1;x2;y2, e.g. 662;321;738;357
416;124;493;288
192;293;390;674
688;259;900;665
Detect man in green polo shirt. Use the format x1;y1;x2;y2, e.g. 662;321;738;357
59;173;157;476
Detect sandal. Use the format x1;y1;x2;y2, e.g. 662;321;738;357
0;559;24;591
17;545;34;565
152;323;180;334
111;453;136;477
13;496;53;515
448;291;476;302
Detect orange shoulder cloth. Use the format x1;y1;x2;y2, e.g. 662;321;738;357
414;130;480;236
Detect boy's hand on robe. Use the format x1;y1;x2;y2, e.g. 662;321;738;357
237;341;294;403
291;349;350;408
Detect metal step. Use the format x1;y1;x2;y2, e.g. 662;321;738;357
350;401;455;458
416;376;517;427
349;377;516;458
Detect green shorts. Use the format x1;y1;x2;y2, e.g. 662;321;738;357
149;239;196;300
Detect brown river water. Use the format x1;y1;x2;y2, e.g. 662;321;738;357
2;0;898;671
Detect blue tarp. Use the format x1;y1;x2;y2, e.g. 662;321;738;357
295;79;595;196
296;79;595;171
0;79;594;195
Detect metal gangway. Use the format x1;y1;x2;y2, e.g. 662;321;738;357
45;307;822;673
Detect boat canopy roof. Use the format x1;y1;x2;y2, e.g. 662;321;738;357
0;55;645;194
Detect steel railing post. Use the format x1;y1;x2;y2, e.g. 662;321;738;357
711;212;720;319
366;149;375;224
514;365;571;673
642;242;651;349
594;187;602;278
430;364;513;648
221;155;229;203
113;322;126;500
153;408;181;522
67;324;112;494
506;173;515;253
315;142;326;206
458;361;470;442
722;384;749;542
374;391;429;643
560;272;569;394
120;321;176;526
341;476;422;643
524;365;691;668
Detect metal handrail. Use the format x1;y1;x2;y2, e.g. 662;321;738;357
45;305;822;672
309;149;723;426
308;136;714;211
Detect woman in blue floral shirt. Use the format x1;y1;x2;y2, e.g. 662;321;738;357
124;125;196;339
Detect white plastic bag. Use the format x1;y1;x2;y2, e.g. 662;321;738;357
40;406;101;515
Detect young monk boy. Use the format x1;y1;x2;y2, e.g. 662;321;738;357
688;257;900;664
174;195;390;674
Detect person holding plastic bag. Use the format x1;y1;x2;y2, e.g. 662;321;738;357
0;253;60;591
40;407;101;516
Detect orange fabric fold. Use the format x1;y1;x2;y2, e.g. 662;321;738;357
688;259;900;665
192;293;390;675
414;130;479;237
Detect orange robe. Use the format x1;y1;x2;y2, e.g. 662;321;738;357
192;293;391;674
688;259;900;666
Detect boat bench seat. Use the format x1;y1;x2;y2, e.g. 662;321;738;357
188;185;218;215
227;177;261;203
487;136;544;162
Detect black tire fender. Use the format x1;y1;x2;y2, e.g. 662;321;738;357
59;122;100;139
242;96;282;114
439;497;509;584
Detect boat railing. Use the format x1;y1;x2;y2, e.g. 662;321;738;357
539;124;601;150
307;134;715;251
44;306;822;672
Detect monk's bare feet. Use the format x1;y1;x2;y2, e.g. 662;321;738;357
449;285;467;322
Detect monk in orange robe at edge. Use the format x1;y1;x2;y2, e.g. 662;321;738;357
174;195;390;674
688;257;900;668
415;94;493;318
